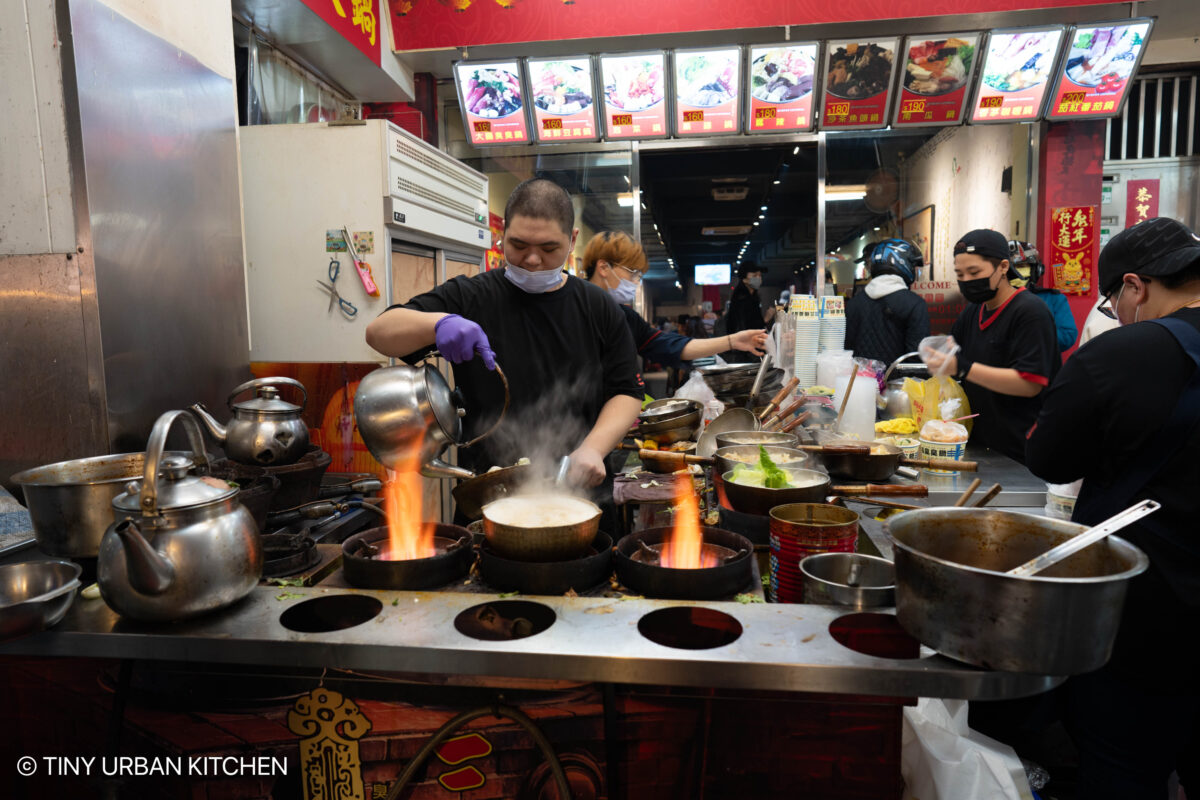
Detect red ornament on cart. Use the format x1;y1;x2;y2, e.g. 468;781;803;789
1048;206;1096;295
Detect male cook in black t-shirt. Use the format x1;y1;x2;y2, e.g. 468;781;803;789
365;178;642;488
922;229;1059;463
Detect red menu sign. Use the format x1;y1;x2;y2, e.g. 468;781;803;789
1046;20;1153;120
301;0;380;66
1048;206;1096;295
820;39;899;130
892;34;979;127
746;43;819;134
971;27;1065;124
454;61;531;147
599;53;669;140
527;58;600;143
1125;179;1160;228
673;47;741;137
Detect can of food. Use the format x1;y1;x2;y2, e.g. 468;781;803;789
919;438;966;474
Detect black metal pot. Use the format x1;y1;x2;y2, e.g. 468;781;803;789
614;527;753;600
478;532;613;595
341;524;474;590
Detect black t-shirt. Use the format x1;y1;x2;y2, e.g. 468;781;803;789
950;288;1059;463
397;269;642;474
1026;308;1200;688
620;304;689;368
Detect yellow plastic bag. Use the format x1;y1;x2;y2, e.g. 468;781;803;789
904;376;972;434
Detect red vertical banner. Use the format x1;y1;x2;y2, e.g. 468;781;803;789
1125;179;1160;228
1047;206;1096;295
300;0;381;66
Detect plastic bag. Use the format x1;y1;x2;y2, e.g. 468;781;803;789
904;376;972;434
920;419;969;443
918;335;961;378
902;698;1034;800
675;370;716;408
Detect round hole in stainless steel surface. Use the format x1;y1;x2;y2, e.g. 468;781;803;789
454;600;556;641
828;612;920;659
637;607;743;650
279;595;382;633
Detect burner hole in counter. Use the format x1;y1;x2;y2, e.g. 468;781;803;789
453;600;556;641
637;607;743;650
280;595;383;633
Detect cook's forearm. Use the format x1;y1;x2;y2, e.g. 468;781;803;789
365;308;446;358
580;395;642;454
964;363;1044;398
681;336;730;360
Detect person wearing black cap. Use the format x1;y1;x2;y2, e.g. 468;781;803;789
845;238;930;366
723;264;771;362
1024;217;1200;798
921;228;1059;463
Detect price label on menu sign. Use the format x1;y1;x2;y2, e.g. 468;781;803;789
892;33;980;128
527;56;601;142
599;52;669;140
746;43;820;134
971;26;1066;124
820;39;899;130
455;60;531;146
1045;20;1153;120
673;47;741;137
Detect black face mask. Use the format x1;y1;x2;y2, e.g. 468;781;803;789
958;270;999;303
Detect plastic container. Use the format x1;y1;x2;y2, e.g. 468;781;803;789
919;439;966;475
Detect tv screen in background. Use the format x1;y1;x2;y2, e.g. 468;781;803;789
695;264;731;285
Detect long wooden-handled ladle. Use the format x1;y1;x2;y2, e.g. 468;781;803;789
1006;499;1160;577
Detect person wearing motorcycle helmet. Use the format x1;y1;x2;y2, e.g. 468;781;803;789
845;238;931;366
1009;239;1078;351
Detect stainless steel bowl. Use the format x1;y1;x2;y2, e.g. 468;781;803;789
0;560;82;641
886;507;1149;674
482;495;602;562
800;553;895;609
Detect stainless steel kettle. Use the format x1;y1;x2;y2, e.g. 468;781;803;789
880;352;927;420
191;377;309;466
97;410;262;622
354;356;509;480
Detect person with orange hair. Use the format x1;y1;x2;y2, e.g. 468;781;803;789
583;231;766;368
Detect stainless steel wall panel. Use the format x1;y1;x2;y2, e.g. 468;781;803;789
68;1;250;452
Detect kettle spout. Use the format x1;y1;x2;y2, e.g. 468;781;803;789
420;458;476;480
189;403;227;445
113;520;176;595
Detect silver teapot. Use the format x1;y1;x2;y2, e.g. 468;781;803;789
98;410;262;622
191;377;309;466
354;356;509;480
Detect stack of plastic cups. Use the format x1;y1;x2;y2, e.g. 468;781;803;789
790;294;820;390
819;296;846;352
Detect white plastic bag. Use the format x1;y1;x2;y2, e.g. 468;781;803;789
675;370;716;408
901;698;1034;800
918;335;962;378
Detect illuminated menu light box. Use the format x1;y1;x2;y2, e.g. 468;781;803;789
970;25;1066;124
598;51;670;141
892;33;981;128
745;42;821;134
526;57;602;143
1046;19;1154;121
454;60;531;147
673;47;742;137
820;38;900;131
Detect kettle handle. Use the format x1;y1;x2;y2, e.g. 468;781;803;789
883;352;923;382
460;363;510;449
226;377;308;411
138;410;211;518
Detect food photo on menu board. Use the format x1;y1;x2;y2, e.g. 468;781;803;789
894;34;978;126
528;58;599;141
1047;21;1152;119
455;61;530;146
747;43;819;133
821;40;898;129
971;27;1065;123
600;53;668;140
674;48;741;136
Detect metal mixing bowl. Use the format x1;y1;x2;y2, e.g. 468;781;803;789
800;553;895;609
0;560;82;641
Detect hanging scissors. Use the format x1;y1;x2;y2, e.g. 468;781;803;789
328;257;341;283
316;279;358;319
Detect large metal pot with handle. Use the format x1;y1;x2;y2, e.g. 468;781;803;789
354;355;509;479
886;507;1149;674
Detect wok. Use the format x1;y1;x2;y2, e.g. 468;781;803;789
482;495;601;562
712;445;810;478
715;431;800;450
452;464;533;520
886;507;1149;674
821;441;977;481
635;399;703;444
721;467;928;516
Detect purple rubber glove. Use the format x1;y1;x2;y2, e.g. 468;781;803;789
434;314;496;370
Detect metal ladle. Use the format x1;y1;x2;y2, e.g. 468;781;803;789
1006;499;1160;577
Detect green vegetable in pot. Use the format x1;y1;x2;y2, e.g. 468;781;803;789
758;445;790;488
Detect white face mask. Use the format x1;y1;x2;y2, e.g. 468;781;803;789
746;276;762;290
608;276;637;304
504;262;564;294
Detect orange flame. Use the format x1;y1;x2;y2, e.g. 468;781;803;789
383;440;436;560
660;482;717;569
